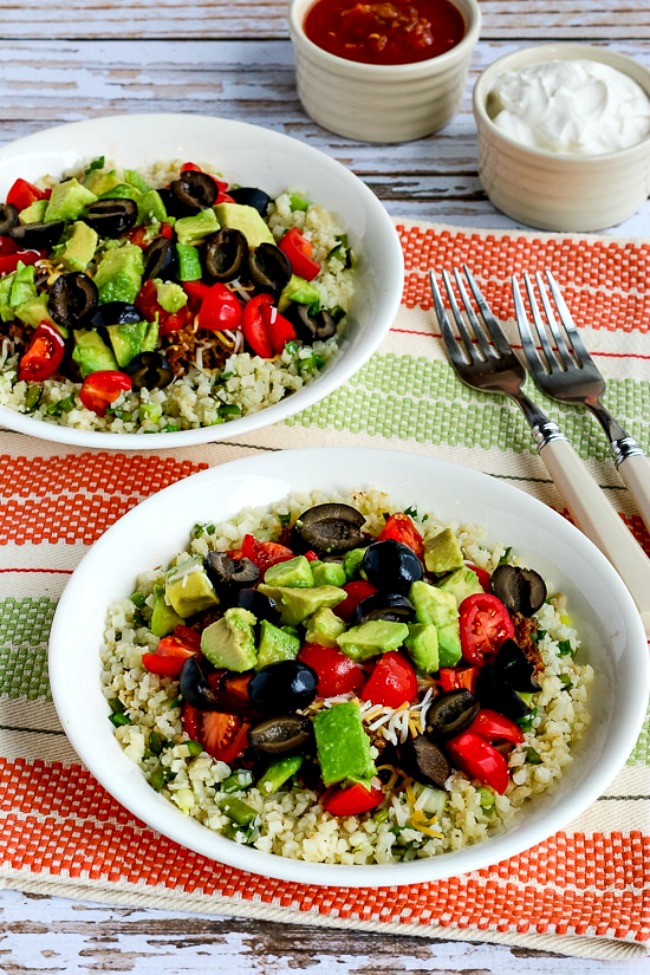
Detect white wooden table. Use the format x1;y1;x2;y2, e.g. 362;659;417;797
1;3;648;972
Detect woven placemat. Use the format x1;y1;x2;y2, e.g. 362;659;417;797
0;220;648;960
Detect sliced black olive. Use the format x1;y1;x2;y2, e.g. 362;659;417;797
204;227;248;282
228;187;272;215
83;198;138;237
402;735;451;789
10;220;65;250
247;242;292;293
206;552;259;591
426;689;479;738
124;351;174;391
352;592;414;626
0;202;18;235
491;564;547;617
361;539;424;595
494;638;541;692
237;587;281;625
249;714;312;755
143;236;176;280
89;301;142;328
476;665;533;722
288;304;337;343
248;660;318;715
48;272;98;329
292;502;366;556
170;170;217;211
179;655;222;710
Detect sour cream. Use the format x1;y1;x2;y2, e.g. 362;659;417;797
486;59;650;155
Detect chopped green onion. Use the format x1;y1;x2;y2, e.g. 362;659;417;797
525;746;542;765
220;796;258;827
221;769;255;793
557;639;574;656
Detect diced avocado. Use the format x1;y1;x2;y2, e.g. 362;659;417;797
154;279;188;314
256;755;304;795
0;275;14;323
408;579;462;667
175;207;219;246
311;561;347;587
257;583;346;627
313;701;377;787
93;242;144;304
137;189;168;226
437;566;484;607
424;527;464;575
18;198;48;224
278;274;321;313
404;623;439;673
304;606;347;648
256;619;301;669
9;263;36;308
175;243;202;281
164;555;220;618
337;619;409;662
200;607;257;672
44;178;98;223
14;294;58;331
59;220;99;272
72;329;118;377
98;182;141;202
214;202;274;247
83;168;123;196
124;168;152;193
343;547;366;580
436;622;462;667
263;555;314;589
107;320;157;368
150;589;184;638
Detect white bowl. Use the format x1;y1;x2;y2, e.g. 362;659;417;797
0;114;403;449
473;44;650;231
49;447;649;888
289;0;481;143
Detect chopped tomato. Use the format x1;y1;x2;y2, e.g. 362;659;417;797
6;177;49;211
240;534;295;573
466;708;524;746
0;249;44;276
135;278;193;335
199;710;251;764
141;652;188;677
79;370;132;416
334;580;378;623
458;592;515;666
0;236;18;255
262;302;297;355
378;512;424;560
445;731;510;794
126;222;174;249
182;279;212;309
181;701;202;741
437;665;479;695
360;651;418;709
321;781;384;817
466;562;492;593
241;293;296;357
298;643;366;697
142;626;202;677
278;227;321;281
17;321;65;382
197;282;242;332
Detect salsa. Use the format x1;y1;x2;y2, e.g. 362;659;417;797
303;0;466;66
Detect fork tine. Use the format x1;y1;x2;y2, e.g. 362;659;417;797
521;272;559;373
461;264;513;357
512;274;548;373
534;272;574;370
429;270;471;369
545;270;593;366
447;268;493;360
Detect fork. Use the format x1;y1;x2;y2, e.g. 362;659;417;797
430;265;650;633
512;270;650;535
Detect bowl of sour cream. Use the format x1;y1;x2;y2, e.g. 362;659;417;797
473;44;650;231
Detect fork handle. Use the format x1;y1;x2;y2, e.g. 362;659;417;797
617;453;650;537
538;437;650;635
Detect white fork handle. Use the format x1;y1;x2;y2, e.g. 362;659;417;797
618;453;650;537
538;438;650;636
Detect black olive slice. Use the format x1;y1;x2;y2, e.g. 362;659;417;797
124;351;174;391
361;540;424;595
83;198;138;237
89;301;142;328
292;502;366;556
494;638;541;692
402;735;451;789
143;236;176;280
249;714;313;755
476;665;533;722
206;552;259;590
48;272;98;329
426;689;479;738
204;227;248;281
247;242;292;293
237;587;281;625
0;202;19;235
248;660;318;714
227;187;272;215
288;304;337;343
10;220;65;250
352;592;414;626
170;170;217;211
490;564;547;617
179;655;222;710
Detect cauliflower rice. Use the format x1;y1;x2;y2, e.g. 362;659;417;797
100;489;593;865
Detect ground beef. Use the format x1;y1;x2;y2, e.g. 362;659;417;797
161;323;233;377
513;612;544;678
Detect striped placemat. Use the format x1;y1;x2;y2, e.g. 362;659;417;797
0;220;648;960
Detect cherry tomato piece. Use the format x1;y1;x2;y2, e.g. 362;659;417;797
142;626;202;677
360;651;418;709
0;249;45;275
17;322;65;382
242;293;274;358
278;227;321;281
79;370;132;416
6;177;49;211
298;643;366;698
466;708;524;745
445;730;510;794
181;701;202;741
141;652;188;677
466;562;492;593
200;710;251;764
197;282;242;332
458;592;515;666
240;534;295;573
437;665;480;695
321;781;384;817
261;302;297;355
334;580;379;623
378;512;425;560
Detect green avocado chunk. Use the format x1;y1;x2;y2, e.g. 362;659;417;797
313;701;377;788
304;606;347;648
59;220;99;272
150;588;184;637
200;607;257;672
72;330;118;378
93;242;144;304
436;566;484;607
44;178;98;223
214;202;274;247
263;555;314;589
424;527;464;575
336;619;409;662
311;561;347;587
175;207;219;246
107;319;158;368
14;294;58;331
403;622;439;673
257;583;346;626
164;555;220;618
409;580;462;667
256;620;301;669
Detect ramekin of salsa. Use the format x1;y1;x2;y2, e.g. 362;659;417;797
289;0;482;143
